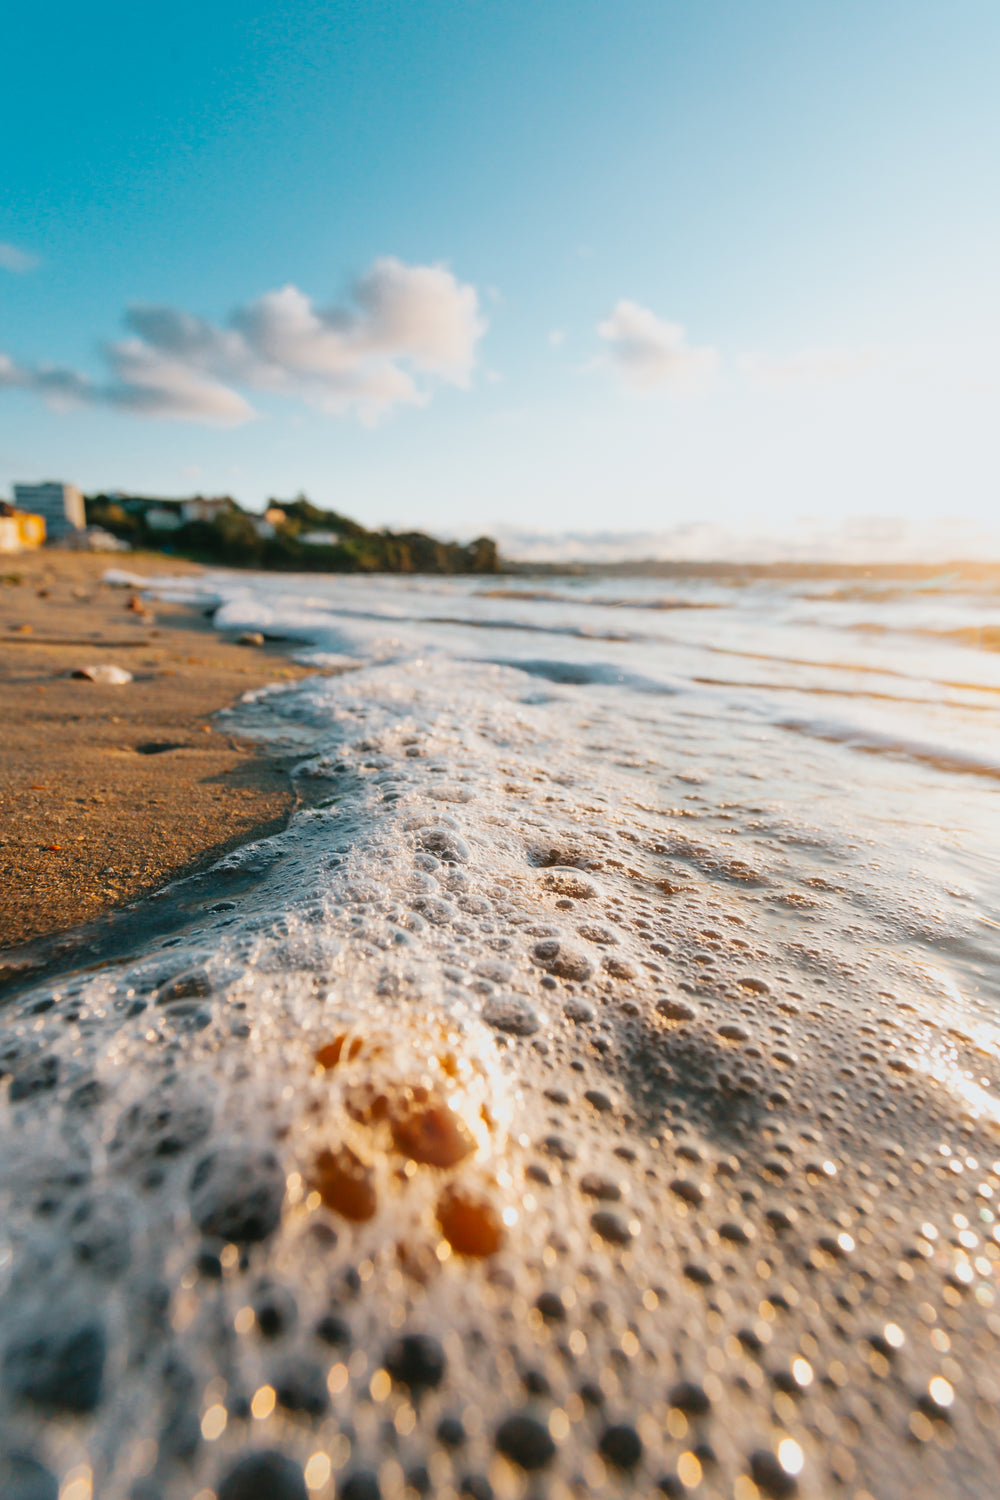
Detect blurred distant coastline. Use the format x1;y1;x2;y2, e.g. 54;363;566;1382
14;489;997;581
84;491;501;574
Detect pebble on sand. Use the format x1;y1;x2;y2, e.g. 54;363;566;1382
71;664;133;684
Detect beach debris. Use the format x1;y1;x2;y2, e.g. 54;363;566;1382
71;664;133;684
238;630;266;646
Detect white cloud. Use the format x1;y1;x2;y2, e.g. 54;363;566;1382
740;347;882;388
0;257;486;425
596;300;717;391
0;241;38;274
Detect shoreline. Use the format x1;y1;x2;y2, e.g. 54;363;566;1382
0;549;313;985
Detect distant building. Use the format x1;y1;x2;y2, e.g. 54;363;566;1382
13;481;85;539
180;497;231;524
0;501;46;552
145;506;184;531
301;530;343;547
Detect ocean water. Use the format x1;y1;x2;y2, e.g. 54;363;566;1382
2;567;1000;1500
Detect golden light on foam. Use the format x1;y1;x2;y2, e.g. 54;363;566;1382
677;1451;702;1487
667;1409;688;1439
370;1368;391;1402
251;1384;276;1419
549;1408;570;1441
234;1305;254;1333
201;1403;227;1440
791;1358;813;1387
327;1362;349;1395
59;1470;92;1500
777;1438;804;1475
884;1323;905;1349
929;1376;955;1407
305;1453;332;1491
395;1402;416;1435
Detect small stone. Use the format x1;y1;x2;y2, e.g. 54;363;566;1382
217;1450;308;1500
311;1145;377;1222
495;1412;556;1470
189;1146;285;1243
599;1423;643;1470
564;998;595;1022
390;1095;476;1167
3;1311;106;1414
483;995;540;1036
603;956;636;979
765;1205;798;1232
71;663;132;684
385;1333;447;1393
238;631;265;646
437;1187;504;1257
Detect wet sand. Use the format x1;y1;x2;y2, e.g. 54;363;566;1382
0;549;310;970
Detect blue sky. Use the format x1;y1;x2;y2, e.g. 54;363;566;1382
2;1;998;546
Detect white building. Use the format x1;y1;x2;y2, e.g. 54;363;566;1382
301;530;343;546
145;506;184;531
180;497;230;523
13;481;85;539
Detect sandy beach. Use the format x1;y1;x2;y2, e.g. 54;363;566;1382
0;550;310;972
